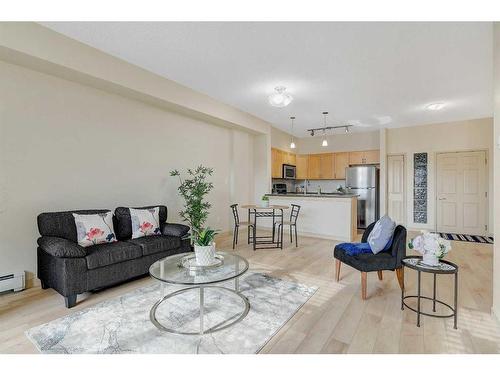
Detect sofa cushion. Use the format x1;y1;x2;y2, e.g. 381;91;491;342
38;209;111;243
130;207;161;239
73;211;117;247
114;205;167;240
85;241;142;270
367;215;396;254
128;235;181;256
161;223;190;238
37;236;87;258
334;246;396;272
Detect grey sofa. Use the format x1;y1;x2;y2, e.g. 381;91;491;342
37;205;191;308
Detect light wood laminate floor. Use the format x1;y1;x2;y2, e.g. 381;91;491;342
1;230;499;353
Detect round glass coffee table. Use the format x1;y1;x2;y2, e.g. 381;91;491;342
149;251;250;335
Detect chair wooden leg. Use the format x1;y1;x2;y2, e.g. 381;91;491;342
335;259;341;282
361;272;367;300
377;270;383;280
290;224;293;243
396;267;404;291
294;225;298;247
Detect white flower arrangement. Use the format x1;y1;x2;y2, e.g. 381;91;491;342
409;230;451;265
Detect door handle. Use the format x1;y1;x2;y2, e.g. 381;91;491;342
438;198;446;201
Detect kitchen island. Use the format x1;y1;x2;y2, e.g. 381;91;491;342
265;193;358;242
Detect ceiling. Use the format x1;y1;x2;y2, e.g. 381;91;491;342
41;22;493;137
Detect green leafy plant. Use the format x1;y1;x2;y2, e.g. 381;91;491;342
194;227;219;246
262;195;269;201
170;165;214;240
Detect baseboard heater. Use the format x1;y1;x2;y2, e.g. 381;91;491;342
0;271;25;293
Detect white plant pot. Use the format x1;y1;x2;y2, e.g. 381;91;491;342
422;252;439;266
261;200;269;208
194;243;216;266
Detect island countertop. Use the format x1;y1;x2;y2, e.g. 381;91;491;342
265;193;359;198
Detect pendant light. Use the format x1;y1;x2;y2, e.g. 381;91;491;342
321;112;328;147
289;116;296;149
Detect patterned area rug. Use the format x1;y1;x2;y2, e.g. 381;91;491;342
438;232;494;244
26;272;316;354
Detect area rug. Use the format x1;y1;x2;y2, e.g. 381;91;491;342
26;272;317;354
438;232;494;244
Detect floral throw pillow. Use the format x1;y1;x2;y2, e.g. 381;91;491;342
72;212;117;247
130;207;161;239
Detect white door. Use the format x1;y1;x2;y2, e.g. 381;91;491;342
387;154;405;224
436;151;487;235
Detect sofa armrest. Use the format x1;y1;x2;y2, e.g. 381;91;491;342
37;236;86;258
161;223;190;238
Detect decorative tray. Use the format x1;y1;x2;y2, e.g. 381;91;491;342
179;253;224;271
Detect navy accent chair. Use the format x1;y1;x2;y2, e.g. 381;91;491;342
333;221;407;300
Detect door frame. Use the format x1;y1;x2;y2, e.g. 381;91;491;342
434;149;489;236
386;153;406;226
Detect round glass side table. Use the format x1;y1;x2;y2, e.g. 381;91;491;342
401;256;458;329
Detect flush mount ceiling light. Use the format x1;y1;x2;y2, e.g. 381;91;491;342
268;86;293;108
426;102;445;111
289;116;296;149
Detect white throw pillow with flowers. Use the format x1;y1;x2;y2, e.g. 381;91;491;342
130;207;161;239
72;212;117;247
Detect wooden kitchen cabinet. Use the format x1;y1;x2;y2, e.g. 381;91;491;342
349;150;380;165
363;150;380;164
307;154;321;179
296;154;309;179
271;148;283;178
349;151;365;165
334;152;349;179
284;152;296;166
271;148;297;178
319;153;334;179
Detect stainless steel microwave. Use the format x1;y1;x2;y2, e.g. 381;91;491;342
282;164;296;179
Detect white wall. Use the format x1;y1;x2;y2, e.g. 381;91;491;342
493;22;500;322
386;118;493;232
297;130;380;154
0;61;257;282
270;126;295;152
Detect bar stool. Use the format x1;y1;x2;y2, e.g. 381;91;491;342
230;204;254;249
277;204;301;247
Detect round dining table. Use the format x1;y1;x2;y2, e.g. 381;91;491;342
241;204;289;250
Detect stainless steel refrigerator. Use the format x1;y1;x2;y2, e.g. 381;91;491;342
346;166;379;229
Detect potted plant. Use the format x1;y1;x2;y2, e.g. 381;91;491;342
409;231;451;266
261;195;270;208
170;166;216;261
193;227;219;265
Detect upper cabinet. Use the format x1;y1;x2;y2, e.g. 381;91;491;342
334;152;350;180
295;154;309;179
307;154;321;179
271;148;283;178
271;147;380;180
319;153;335;179
349;150;380;165
271;148;297;178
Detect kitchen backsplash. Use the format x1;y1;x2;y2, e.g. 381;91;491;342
272;178;346;193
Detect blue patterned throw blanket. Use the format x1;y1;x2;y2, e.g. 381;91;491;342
336;242;372;256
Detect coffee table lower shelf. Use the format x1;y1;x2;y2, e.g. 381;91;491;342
150;285;250;335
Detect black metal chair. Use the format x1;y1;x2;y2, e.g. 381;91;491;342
230;204;254;249
333;221;407;300
276;204;301;247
